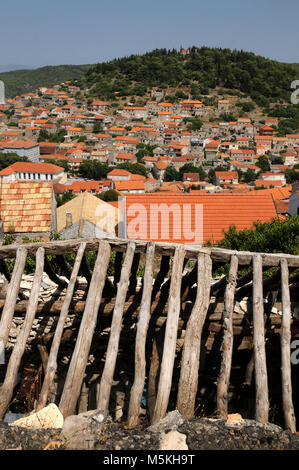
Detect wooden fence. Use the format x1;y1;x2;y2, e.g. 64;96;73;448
0;237;297;432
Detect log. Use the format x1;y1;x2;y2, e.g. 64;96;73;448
79;252;92;283
0;259;11;283
0;246;27;349
152;255;170;300
97;241;136;413
217;255;239;418
59;241;111;418
252;254;269;424
280;258;296;433
2;236;299;266
44;256;68;288
127;242;155;427
37;242;86;411
147;334;161;421
181;262;198;302
113;252;123;288
152;245;185;424
128;252;140;295
37;344;49;373
78;382;89;414
243;290;278;387
56;255;72;280
177;252;212;418
0;247;44;419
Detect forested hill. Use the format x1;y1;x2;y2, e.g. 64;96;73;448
1;47;298;103
0;64;91;98
83;47;299;106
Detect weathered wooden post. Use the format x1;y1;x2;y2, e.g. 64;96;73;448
37;242;86;410
152;245;185;424
0;246;27;348
97;241;136;413
252;254;269;424
280;258;296;433
127;242;155;427
59;241;111;418
217;254;238;418
177;252;212;418
0;247;44;418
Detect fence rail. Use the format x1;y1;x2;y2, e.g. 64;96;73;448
0;237;297;432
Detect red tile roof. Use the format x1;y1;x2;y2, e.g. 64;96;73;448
114;180;145;192
0;162;64;176
0;182;53;233
107;169;131;177
125;193;278;244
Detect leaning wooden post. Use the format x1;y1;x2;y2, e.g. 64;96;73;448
0;247;44;419
37;242;86;411
0;246;27;350
217;254;239;418
252;254;269;424
280;258;296;433
127;242;155;428
177;253;212;418
59;241;111;418
97;241;136;413
152;245;185;424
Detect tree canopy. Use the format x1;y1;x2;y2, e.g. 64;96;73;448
217;217;299;255
82;47;298;105
0;152;28;171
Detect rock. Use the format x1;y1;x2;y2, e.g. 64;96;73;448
61;410;109;450
160;430;188;450
148;410;184;433
226;413;245;427
10;404;63;429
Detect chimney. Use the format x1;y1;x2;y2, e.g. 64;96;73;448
66;212;72;228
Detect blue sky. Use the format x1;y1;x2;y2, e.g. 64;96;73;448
1;0;299;68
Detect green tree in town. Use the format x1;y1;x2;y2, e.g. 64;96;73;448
164;166;180;181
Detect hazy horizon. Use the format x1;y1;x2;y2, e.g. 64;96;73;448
0;47;298;75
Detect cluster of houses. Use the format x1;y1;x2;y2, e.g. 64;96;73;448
0;78;299;244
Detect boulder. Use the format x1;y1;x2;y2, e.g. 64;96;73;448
10;404;63;429
225;413;245;427
160;430;188;450
148;410;184;433
61;410;108;450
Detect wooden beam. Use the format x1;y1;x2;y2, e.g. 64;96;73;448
97;241;136;413
152;245;185;424
0;237;299;266
37;242;86;411
152;255;170;300
217;254;239;418
280;258;296;433
252;254;269;424
79;252;92;284
44;256;68;288
59;241;111;418
0;246;27;349
128;252;140;295
113;252;123;288
177;252;212;418
127;242;155;428
0;247;44;419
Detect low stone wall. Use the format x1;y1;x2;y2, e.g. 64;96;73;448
1;410;299;450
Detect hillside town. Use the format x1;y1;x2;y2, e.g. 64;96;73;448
0;72;299;245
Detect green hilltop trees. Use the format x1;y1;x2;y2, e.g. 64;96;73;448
83;47;298;105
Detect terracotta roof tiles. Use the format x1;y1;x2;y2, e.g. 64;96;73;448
0;182;53;233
